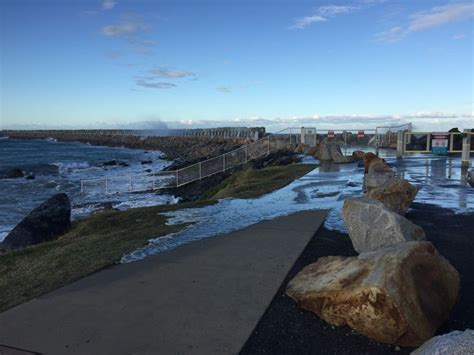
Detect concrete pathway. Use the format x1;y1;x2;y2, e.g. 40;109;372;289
0;210;327;355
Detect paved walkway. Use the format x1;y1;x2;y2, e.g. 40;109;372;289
0;210;327;355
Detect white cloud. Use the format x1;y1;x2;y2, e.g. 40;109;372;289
101;21;147;37
101;16;156;55
318;5;358;17
135;77;176;89
163;112;473;132
290;15;326;30
102;0;117;10
376;3;474;42
374;26;407;43
149;67;197;79
290;5;358;29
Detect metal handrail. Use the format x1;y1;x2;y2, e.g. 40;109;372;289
80;131;294;194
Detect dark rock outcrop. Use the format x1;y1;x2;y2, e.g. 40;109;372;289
1;193;71;250
2;168;24;179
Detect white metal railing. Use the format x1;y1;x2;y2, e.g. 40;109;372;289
80;129;297;194
79;125;416;195
374;123;412;148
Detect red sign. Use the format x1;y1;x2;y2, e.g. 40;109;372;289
328;130;335;138
357;130;365;138
432;132;448;140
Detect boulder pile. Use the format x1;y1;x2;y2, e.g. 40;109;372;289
286;152;460;348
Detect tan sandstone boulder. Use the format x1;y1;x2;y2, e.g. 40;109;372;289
286;241;460;347
363;152;378;173
366;178;418;215
342;197;425;253
368;158;393;174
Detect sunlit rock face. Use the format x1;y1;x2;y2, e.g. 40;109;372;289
342;197;425;253
411;329;474;355
286;241;460;347
364;172;394;193
368;158;393;174
366;178;418;215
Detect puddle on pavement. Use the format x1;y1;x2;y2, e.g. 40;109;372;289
121;153;473;263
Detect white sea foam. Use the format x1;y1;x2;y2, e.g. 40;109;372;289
53;161;91;172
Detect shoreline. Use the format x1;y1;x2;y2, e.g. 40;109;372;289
0;131;246;163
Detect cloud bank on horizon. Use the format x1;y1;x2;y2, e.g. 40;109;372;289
1;0;472;131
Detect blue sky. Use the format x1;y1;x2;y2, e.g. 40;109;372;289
1;0;473;131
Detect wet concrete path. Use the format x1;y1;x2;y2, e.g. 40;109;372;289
0;210;327;355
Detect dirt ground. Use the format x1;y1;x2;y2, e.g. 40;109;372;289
241;202;474;354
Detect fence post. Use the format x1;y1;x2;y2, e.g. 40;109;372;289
396;131;405;158
426;134;431;152
462;129;471;167
199;162;202;180
176;170;179;187
245;145;248;162
223;154;226;172
129;176;133;192
267;136;270;154
105;177;108;193
80;180;84;193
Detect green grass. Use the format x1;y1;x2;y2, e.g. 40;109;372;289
0;163;316;313
202;164;317;200
0;200;212;313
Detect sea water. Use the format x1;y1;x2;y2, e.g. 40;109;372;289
0;138;178;241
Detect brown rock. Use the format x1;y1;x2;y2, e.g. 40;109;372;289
366;178;418;215
286;241;460;347
352;150;365;160
306;146;317;156
368;158;392;174
363;152;378;173
294;143;307;154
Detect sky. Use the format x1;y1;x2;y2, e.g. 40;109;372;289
0;0;473;132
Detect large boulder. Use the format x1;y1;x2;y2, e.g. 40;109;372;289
286;241;460;347
366;178;418;215
411;329;474;354
364;172;395;193
368;157;393;174
342;197;425;253
352;150;365;160
363;152;378;173
1;193;71;250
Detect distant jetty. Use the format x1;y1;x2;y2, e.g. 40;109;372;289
0;128;261;162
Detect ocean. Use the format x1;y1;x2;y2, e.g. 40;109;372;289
0;137;177;241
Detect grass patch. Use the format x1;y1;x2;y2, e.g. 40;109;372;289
202;164;317;200
0;163;315;313
0;200;213;313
